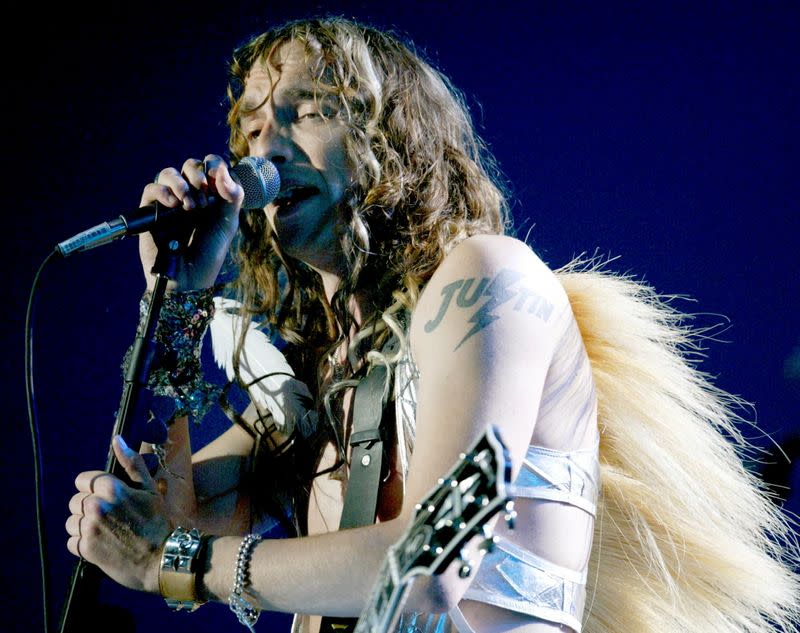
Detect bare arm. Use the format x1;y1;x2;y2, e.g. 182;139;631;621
68;234;567;616
146;404;271;535
128;152;257;534
190;235;568;614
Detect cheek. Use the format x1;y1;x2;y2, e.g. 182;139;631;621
320;127;354;196
327;168;350;202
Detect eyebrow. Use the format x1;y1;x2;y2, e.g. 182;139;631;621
240;86;319;114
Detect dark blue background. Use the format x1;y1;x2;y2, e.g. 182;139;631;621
5;2;798;631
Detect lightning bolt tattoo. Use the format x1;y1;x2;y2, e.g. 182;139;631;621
455;269;524;349
424;268;554;350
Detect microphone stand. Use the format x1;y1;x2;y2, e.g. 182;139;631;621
58;236;186;633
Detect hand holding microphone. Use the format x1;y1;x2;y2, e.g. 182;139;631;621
57;155;280;291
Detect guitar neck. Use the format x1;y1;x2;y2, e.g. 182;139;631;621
353;426;512;633
354;545;410;633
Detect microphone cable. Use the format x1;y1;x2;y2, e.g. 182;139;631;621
26;248;59;633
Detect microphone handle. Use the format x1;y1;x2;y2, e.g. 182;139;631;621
55;219;127;256
56;199;219;257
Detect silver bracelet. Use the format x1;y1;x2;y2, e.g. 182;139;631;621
158;526;207;612
229;533;263;632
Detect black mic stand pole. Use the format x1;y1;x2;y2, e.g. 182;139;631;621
58;236;186;633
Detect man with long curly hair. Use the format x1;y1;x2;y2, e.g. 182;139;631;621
66;18;799;633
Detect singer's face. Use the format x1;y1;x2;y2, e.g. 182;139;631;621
240;41;353;274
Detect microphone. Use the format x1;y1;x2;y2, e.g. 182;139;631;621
56;157;280;257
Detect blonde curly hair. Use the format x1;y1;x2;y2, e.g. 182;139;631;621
223;17;510;526
219;21;800;633
226;17;509;389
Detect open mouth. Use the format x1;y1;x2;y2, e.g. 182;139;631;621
274;185;319;212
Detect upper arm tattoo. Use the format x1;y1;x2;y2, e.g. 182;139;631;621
424;268;555;350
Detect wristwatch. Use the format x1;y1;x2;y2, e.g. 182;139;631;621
158;526;207;612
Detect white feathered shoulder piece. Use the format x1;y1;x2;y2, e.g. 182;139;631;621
209;297;317;438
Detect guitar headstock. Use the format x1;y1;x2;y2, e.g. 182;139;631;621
393;425;515;582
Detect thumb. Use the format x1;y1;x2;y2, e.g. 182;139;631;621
113;435;157;493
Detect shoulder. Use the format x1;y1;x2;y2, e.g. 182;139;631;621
402;236;569;492
409;235;569;362
429;234;564;295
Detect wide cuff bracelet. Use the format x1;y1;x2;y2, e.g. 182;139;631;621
159;526;207;612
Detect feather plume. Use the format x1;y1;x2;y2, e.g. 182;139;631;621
209;297;316;437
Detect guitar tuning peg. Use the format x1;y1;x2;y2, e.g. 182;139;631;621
480;526;497;554
457;548;474;578
504;500;517;530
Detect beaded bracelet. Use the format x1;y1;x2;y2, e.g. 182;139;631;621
229;534;263;632
123;287;222;424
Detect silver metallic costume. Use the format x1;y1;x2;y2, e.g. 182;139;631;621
393;313;599;633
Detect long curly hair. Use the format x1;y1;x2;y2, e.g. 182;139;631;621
217;20;800;632
224;17;509;526
227;18;508;377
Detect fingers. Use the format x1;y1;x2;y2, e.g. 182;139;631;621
141;167;196;210
204;154;243;205
66;448;170;588
68;491;90;515
142;154;242;209
74;470;117;496
141;160;205;210
73;438;156;498
112;436;157;494
65;512;81;537
66;535;81;558
137;153;244;292
65;493;105;560
181;157;209;204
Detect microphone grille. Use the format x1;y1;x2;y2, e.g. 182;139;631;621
231;157;281;209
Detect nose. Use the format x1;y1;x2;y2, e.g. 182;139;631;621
251;118;294;166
